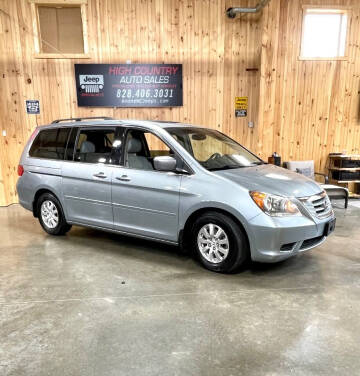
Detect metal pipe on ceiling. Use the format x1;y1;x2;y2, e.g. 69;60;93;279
226;0;270;18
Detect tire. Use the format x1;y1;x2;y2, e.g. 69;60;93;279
191;211;249;273
37;193;72;236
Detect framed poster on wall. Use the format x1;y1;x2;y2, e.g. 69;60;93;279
75;64;183;107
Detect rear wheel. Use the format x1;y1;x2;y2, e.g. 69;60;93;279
191;211;249;273
37;193;72;235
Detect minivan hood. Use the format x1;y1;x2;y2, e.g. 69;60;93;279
214;164;322;198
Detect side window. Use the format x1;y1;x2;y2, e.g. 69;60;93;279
144;133;172;157
124;129;175;171
29;127;70;160
74;128;116;164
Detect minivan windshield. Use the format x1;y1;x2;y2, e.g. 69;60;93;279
167;127;263;171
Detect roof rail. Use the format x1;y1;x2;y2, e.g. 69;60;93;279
51;116;114;124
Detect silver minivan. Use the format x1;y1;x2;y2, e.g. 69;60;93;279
17;117;336;273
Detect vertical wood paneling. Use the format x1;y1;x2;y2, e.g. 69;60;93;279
1;0;360;205
0;0;261;205
259;0;360;177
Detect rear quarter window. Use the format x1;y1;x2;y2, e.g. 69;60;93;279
29;128;71;160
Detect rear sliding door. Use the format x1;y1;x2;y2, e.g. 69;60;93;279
62;127;122;228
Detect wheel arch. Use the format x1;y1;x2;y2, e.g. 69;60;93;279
179;207;251;252
32;188;60;217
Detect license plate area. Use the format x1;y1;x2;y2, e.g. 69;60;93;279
324;218;336;236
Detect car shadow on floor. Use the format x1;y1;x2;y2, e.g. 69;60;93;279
58;225;321;279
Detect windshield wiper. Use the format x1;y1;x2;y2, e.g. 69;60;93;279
208;165;243;171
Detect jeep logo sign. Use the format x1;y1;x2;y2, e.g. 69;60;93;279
79;74;104;94
79;75;104;85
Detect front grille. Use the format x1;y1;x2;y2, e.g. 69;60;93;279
299;191;333;219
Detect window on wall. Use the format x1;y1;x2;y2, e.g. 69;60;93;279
30;0;89;58
300;7;349;60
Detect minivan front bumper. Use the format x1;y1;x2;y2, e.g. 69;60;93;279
247;212;335;263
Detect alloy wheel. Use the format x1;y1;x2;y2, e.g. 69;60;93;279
41;200;59;229
197;223;229;264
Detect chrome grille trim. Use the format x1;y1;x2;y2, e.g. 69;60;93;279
298;191;333;219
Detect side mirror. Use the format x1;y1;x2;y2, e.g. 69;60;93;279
153;156;177;172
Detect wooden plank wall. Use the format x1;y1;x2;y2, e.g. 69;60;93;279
257;0;360;173
0;0;260;206
1;0;360;206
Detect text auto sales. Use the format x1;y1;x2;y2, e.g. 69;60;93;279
109;65;179;84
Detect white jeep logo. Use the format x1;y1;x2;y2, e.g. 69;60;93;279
79;75;104;93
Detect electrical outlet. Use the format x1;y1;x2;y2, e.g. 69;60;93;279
248;121;254;128
2;130;6;136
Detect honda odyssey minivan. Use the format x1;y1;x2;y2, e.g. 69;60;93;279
17;117;335;273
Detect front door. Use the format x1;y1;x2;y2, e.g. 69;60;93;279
111;129;181;242
62;127;119;228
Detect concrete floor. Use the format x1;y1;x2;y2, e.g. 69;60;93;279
0;203;359;376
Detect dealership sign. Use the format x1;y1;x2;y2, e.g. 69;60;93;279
75;64;183;107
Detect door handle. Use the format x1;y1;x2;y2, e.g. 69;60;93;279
116;175;131;182
93;172;107;179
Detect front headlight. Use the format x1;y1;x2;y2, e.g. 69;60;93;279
250;191;301;217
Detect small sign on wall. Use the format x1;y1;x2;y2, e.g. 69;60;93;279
25;100;40;114
235;96;248;117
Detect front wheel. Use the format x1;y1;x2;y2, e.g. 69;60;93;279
37;193;72;235
191;211;249;273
